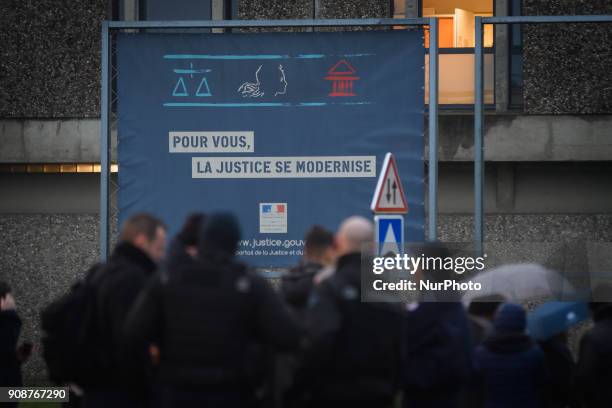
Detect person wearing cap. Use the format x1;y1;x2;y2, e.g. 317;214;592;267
473;303;549;408
122;213;301;408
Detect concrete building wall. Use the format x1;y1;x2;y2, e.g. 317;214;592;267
237;0;390;21
523;0;612;114
238;0;313;20
0;0;107;118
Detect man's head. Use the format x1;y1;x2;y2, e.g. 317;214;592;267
199;213;241;258
303;225;335;267
176;212;206;258
120;213;167;263
335;216;374;257
0;281;15;311
0;281;11;300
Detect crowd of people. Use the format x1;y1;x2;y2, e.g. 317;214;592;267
1;212;611;408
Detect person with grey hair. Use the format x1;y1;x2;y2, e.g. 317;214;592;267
314;215;374;284
291;216;402;408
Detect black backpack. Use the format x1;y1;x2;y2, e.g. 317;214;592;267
40;263;108;385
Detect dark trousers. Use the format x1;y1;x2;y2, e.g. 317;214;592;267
402;389;459;408
311;398;392;408
160;386;255;408
62;390;83;408
83;388;146;408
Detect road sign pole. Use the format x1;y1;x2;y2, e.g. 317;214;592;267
428;17;439;242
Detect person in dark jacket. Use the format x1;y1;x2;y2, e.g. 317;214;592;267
460;296;504;408
467;295;505;346
0;282;32;408
164;212;205;270
0;282;20;408
0;281;21;390
401;243;472;408
539;332;578;408
575;284;612;408
295;216;402;408
123;213;301;408
282;225;335;316
278;226;335;405
474;303;549;408
84;213;167;408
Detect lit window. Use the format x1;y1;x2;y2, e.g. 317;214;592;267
0;163;119;173
422;0;494;48
394;0;495;105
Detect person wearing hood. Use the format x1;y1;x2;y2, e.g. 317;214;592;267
122;213;301;408
575;284;612;408
164;212;205;270
474;303;549;408
401;242;472;408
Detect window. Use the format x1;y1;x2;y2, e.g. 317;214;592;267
394;0;495;106
422;0;494;48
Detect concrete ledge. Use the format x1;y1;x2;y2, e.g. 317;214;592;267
1;114;611;163
433;114;612;161
0;119;116;163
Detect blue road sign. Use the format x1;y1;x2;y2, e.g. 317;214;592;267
375;215;404;256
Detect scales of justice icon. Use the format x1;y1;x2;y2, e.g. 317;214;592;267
172;62;212;97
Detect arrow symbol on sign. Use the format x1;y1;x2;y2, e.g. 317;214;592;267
370;153;408;214
392;181;397;204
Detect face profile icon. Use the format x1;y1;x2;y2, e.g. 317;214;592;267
238;64;288;98
275;64;287;96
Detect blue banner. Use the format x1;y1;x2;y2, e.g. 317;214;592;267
117;30;425;267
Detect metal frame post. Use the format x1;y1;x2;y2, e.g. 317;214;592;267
474;16;484;255
100;21;111;261
428;17;439;241
99;18;439;258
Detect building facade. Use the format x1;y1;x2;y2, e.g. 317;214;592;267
0;0;611;383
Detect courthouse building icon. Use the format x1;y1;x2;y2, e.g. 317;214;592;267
325;59;359;97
